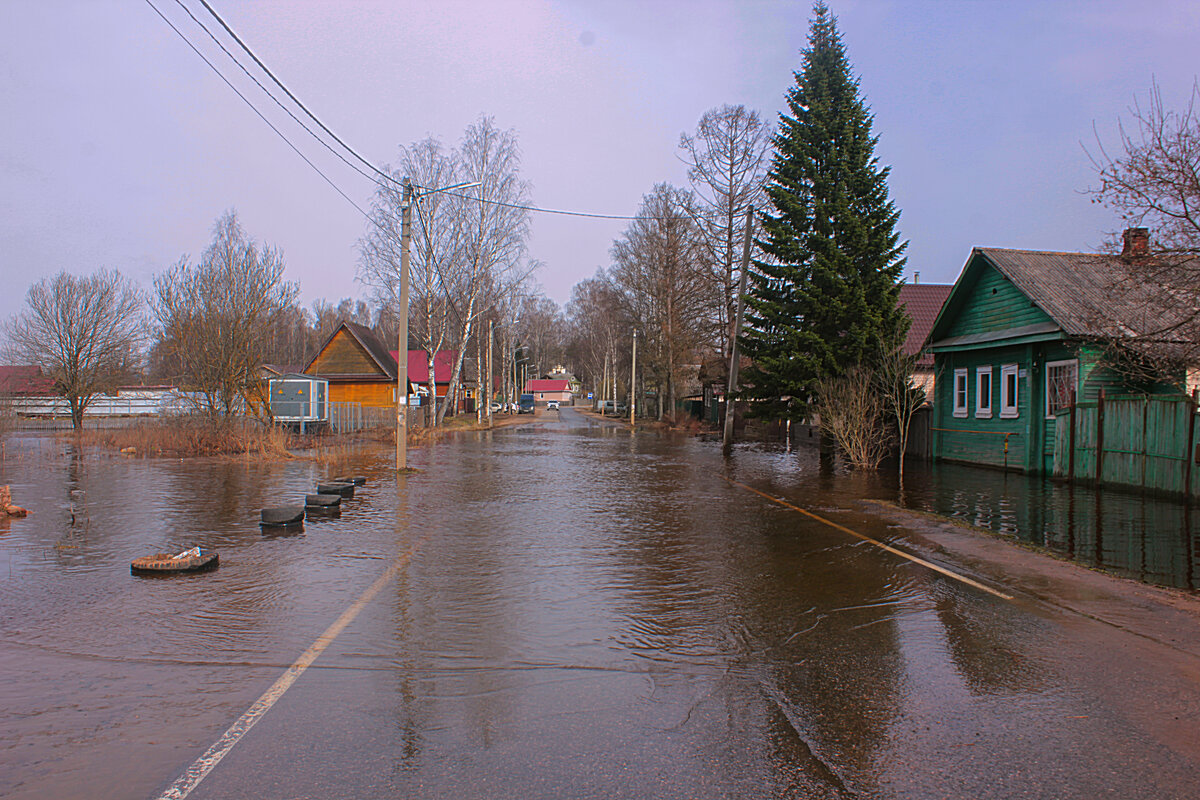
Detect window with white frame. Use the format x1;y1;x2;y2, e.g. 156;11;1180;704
1000;364;1019;418
1046;359;1078;418
975;366;993;418
953;368;968;417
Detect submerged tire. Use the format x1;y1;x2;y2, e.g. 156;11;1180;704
261;506;305;526
316;482;354;498
131;551;218;575
305;493;341;508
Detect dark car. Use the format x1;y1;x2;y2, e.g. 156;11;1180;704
519;394;536;414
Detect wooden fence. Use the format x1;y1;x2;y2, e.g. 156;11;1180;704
1053;392;1199;499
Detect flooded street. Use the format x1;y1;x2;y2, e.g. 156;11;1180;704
3;407;1200;799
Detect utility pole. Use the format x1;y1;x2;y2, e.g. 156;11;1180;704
394;177;480;471
630;330;637;426
396;178;413;471
723;205;754;453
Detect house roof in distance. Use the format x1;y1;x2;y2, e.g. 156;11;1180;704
898;283;953;366
393;350;458;384
0;365;56;396
525;379;571;393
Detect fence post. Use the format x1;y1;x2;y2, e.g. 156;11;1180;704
1186;390;1198;500
1095;389;1106;487
1067;390;1076;483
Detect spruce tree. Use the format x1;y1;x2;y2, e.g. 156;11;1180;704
741;1;908;419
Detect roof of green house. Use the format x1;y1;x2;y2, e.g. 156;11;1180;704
930;247;1200;351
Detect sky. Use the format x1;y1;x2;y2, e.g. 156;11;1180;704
3;0;1199;329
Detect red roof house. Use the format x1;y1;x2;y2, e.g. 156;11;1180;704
523;379;573;405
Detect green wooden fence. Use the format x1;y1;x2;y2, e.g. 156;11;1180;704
1053;393;1198;498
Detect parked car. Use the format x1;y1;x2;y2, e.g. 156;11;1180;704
488;402;504;413
546;400;560;410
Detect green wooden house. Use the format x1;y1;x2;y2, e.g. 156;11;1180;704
926;230;1189;474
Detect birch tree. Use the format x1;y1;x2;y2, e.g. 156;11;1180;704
360;137;463;424
436;116;531;425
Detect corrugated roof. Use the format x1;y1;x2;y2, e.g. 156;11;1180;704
898;283;952;365
342;321;397;379
977;248;1198;343
394;350;458;384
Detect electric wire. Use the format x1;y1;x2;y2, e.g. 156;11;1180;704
156;0;700;231
195;0;405;191
194;0;684;221
143;0;374;224
171;0;380;187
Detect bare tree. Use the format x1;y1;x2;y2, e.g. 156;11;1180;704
4;269;144;430
813;367;889;470
436;116;532;425
610;184;711;420
1088;81;1200;375
1089;80;1200;256
679;105;770;361
152;210;298;420
875;335;925;483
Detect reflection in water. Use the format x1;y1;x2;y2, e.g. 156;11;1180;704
899;462;1200;590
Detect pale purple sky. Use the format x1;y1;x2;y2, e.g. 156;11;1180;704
3;0;1199;328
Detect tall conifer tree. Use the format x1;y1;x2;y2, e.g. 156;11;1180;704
741;1;907;418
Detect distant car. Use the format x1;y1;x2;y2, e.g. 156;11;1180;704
518;394;536;414
546;400;560;410
488;402;504;413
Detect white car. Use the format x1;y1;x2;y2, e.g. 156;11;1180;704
546;400;560;410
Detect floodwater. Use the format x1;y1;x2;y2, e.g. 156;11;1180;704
2;408;1200;799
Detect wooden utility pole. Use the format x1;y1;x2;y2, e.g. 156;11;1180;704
396;178;413;471
630;330;637;425
723;206;755;452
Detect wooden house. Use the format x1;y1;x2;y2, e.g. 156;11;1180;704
304;322;398;407
926;230;1190;474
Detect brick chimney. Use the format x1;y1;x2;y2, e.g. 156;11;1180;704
1121;227;1150;259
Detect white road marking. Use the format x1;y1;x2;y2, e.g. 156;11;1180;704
154;545;417;799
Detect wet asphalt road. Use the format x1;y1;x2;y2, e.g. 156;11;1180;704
2;406;1200;798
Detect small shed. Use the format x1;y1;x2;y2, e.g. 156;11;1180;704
269;374;328;425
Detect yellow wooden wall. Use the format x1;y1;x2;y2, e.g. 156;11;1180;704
330;382;393;407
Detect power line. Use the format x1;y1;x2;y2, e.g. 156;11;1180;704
191;1;690;223
195;0;403;191
171;0;379;187
156;0;698;227
143;0;394;242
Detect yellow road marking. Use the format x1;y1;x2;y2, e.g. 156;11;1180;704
155;543;419;799
721;475;1013;601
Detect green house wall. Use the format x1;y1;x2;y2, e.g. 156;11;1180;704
942;264;1054;338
